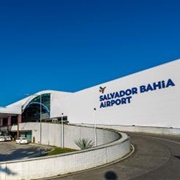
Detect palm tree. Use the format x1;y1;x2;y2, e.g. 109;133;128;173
75;138;94;150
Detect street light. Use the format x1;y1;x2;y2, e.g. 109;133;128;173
39;94;42;145
61;113;64;148
93;108;97;146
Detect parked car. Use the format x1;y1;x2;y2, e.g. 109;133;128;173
5;136;11;141
16;137;29;144
0;136;5;142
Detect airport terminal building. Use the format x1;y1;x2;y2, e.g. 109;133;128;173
0;59;179;138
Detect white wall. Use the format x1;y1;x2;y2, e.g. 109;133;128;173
0;133;130;180
50;90;72;118
52;59;180;128
11;123;120;148
3;124;130;180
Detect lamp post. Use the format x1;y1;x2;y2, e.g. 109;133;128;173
93;108;97;146
61;113;64;148
39;94;42;145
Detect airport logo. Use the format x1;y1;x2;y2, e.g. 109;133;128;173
99;78;175;108
99;86;106;94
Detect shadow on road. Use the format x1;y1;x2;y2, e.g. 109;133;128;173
174;155;180;160
104;171;118;180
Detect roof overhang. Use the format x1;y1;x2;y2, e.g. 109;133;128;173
0;106;21;118
0;113;19;118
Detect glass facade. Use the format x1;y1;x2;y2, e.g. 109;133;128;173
22;93;51;122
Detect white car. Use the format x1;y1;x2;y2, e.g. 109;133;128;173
0;136;5;142
16;137;28;144
5;136;11;141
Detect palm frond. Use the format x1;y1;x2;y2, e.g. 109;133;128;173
75;138;94;150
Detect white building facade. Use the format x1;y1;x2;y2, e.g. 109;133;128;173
54;59;180;129
0;59;179;133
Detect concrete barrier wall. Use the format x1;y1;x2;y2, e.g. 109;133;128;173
0;124;130;180
11;123;120;149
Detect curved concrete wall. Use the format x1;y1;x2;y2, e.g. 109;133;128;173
11;123;120;148
1;124;130;180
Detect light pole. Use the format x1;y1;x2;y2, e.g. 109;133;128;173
93;108;97;146
39;94;42;145
61;113;64;148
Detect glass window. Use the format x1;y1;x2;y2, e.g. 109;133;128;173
22;93;51;122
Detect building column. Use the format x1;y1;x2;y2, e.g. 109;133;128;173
8;116;11;126
0;118;3;126
18;114;22;124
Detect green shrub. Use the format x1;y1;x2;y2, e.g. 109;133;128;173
44;147;76;156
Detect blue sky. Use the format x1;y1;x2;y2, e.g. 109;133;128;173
0;0;180;105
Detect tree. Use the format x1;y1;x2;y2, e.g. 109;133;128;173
75;138;94;150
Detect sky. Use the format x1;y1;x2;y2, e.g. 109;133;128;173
0;0;180;106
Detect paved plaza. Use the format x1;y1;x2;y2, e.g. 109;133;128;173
0;142;49;162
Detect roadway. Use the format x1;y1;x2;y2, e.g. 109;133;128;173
1;133;180;179
44;132;180;180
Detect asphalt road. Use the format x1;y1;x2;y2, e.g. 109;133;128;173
2;133;180;180
44;132;180;180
